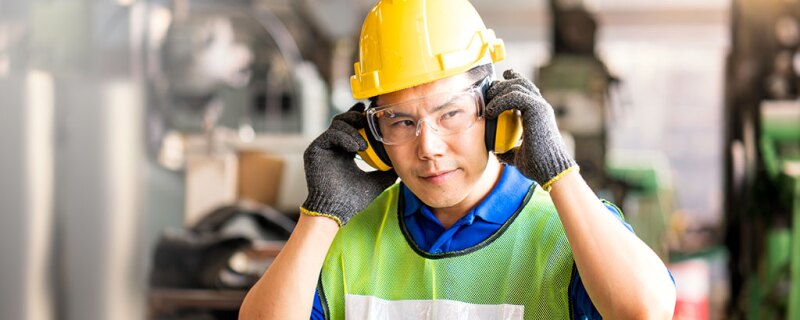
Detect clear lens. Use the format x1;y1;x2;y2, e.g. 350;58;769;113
367;89;483;145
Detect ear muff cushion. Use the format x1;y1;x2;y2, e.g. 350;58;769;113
365;127;392;167
492;110;523;154
484;116;498;152
357;128;393;171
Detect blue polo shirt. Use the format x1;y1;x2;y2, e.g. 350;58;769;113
310;164;635;319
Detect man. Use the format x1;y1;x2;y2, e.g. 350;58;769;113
240;0;676;319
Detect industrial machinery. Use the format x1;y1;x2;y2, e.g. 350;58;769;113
143;0;329;170
537;1;618;192
725;0;800;318
139;2;336;319
733;101;800;319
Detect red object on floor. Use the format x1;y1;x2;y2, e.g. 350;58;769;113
671;259;710;320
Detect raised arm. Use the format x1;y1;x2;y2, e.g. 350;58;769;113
239;215;338;319
549;171;675;319
239;103;397;319
485;69;675;319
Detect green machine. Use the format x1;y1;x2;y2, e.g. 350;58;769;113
606;156;674;262
745;101;800;319
723;0;800;317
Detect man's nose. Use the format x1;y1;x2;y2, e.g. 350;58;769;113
416;121;446;160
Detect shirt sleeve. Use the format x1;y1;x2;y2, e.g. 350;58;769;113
602;200;633;232
569;201;675;319
310;289;325;320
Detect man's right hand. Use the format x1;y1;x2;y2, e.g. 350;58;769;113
301;102;398;227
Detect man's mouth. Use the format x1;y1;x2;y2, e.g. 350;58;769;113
419;169;458;184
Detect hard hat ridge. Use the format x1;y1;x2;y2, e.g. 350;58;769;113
350;0;506;100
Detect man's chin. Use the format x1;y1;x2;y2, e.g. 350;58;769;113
412;187;467;209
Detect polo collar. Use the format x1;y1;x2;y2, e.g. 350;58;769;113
402;164;534;225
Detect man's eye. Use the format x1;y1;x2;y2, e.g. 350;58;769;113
391;119;415;127
442;109;463;120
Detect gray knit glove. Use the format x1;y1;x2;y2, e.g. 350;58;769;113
301;103;398;226
485;69;577;190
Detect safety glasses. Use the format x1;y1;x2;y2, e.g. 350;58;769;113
366;77;490;145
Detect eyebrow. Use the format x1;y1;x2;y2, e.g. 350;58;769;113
430;94;462;113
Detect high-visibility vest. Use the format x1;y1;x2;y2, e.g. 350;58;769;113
319;183;575;320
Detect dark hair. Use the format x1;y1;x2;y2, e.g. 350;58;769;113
369;63;494;107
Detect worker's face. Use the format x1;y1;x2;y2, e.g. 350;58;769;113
377;74;492;209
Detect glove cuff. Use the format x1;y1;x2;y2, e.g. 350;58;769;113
530;146;577;190
302;191;355;226
300;207;343;227
541;165;580;191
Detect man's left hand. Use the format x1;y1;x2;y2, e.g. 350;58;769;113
485;69;577;189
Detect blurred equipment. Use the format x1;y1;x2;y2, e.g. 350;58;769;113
739;102;800;320
606;151;675;262
536;0;618;192
672;258;711;320
1;1;333;320
538;1;674;255
725;0;800;318
151;202;293;289
538;0;677;288
149;201;293;318
183;148;286;227
144;0;328;170
0;71;57;320
237;150;285;208
183;149;239;227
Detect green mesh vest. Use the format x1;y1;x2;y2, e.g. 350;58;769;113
319;183;575;319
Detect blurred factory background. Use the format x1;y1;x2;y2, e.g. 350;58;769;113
0;0;798;319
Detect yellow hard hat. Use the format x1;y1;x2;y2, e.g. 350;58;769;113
350;0;506;100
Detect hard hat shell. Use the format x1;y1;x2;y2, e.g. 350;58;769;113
350;0;506;100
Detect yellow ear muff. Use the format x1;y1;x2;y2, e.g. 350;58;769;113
357;128;392;171
493;109;523;154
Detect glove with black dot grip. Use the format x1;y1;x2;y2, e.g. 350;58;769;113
485;69;578;190
301;103;398;226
